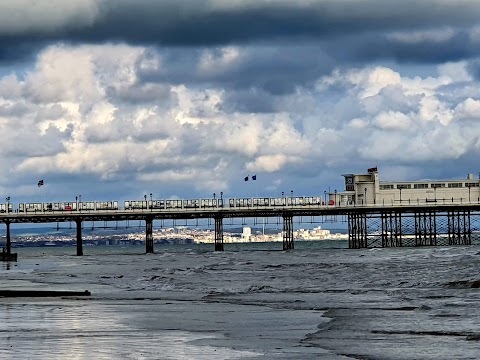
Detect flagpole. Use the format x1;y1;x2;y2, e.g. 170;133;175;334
38;180;45;210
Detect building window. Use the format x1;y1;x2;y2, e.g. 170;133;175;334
413;184;429;189
431;183;445;188
379;184;394;190
448;183;462;188
397;184;411;189
465;182;479;188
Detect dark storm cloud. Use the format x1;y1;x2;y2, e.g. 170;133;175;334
135;44;334;97
344;31;480;64
1;0;480;63
52;1;480;44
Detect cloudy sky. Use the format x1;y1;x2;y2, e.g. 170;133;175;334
2;0;480;204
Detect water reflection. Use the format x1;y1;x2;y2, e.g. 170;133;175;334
0;301;260;360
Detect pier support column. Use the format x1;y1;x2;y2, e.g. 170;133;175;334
214;216;224;251
282;213;294;250
414;211;436;246
146;216;154;254
448;210;471;245
5;221;11;254
381;211;402;247
348;213;368;248
76;219;83;256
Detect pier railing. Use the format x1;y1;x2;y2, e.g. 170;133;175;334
1;196;479;217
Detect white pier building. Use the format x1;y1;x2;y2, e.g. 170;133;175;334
330;167;480;206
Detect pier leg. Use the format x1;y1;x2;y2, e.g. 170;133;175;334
381;211;403;247
5;221;11;254
282;214;294;250
76;219;83;256
448;210;472;246
415;211;437;246
214;216;224;251
348;213;368;248
146;216;154;254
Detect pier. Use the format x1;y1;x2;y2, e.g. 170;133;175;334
1;200;480;258
3;169;480;258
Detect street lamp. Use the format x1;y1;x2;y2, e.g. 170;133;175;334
399;188;402;204
291;190;293;197
364;188;367;205
5;196;10;213
324;190;327;205
144;194;147;210
468;185;471;202
150;193;153;211
213;192;216;200
78;195;82;211
334;189;337;206
220;191;223;200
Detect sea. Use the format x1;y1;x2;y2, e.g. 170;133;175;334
1;237;480;359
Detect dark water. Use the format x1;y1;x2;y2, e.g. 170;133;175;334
1;241;480;359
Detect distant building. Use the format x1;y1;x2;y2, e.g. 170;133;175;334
329;168;480;205
242;227;252;242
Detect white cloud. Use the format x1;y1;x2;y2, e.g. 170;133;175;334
373;111;411;130
3;42;480;199
455;98;480;120
246;154;292;173
437;61;472;82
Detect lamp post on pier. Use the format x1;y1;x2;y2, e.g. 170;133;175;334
150;193;153;210
5;196;10;213
399;188;402;204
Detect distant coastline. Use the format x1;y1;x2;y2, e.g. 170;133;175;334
1;225;347;247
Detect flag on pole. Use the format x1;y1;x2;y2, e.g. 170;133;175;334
244;176;249;181
252;175;257;180
37;179;44;187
